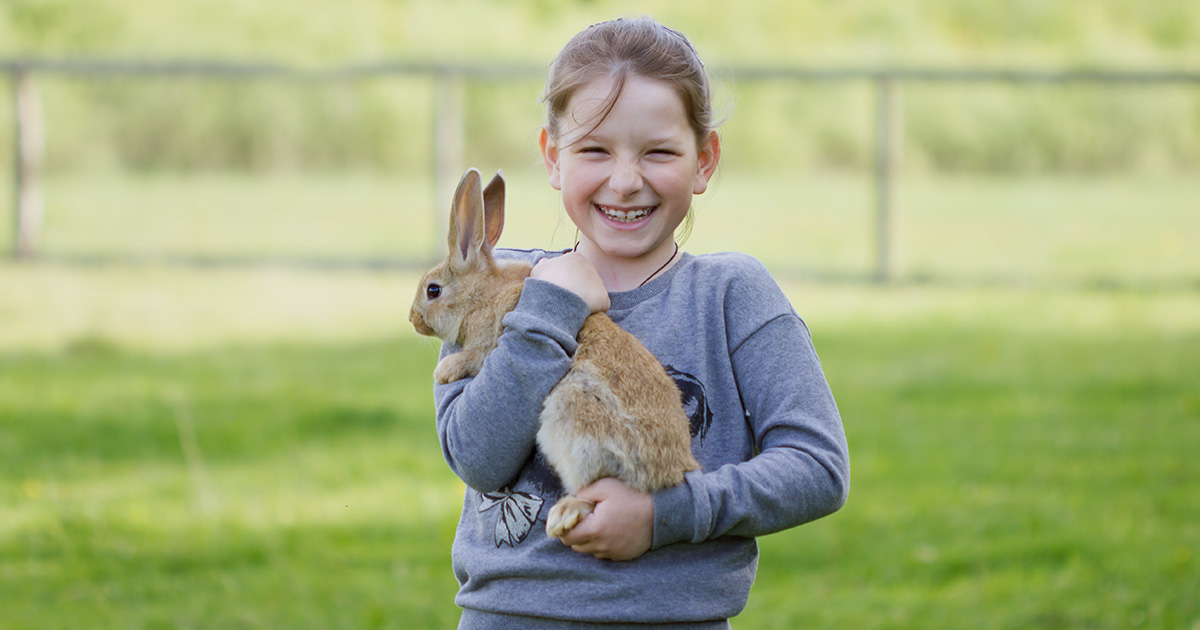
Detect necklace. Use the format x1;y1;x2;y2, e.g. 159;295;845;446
637;241;679;287
571;241;680;288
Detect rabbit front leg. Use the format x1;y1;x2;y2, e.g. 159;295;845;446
434;306;510;384
433;349;487;384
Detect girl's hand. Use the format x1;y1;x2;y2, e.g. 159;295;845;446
558;478;653;561
531;252;610;314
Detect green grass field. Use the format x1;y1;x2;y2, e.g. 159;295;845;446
2;257;1197;628
4;170;1198;287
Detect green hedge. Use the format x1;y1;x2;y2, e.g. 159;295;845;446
2;0;1199;174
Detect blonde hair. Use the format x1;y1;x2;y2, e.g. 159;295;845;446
541;17;716;149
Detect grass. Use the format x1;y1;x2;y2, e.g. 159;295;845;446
1;260;1197;628
3;169;1198;287
753;297;1200;628
1;333;461;628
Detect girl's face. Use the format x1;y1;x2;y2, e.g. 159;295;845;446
540;74;719;271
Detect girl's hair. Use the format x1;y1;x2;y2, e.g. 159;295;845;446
541;17;715;148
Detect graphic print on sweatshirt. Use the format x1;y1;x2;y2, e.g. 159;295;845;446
479;485;545;548
476;367;711;548
665;366;713;445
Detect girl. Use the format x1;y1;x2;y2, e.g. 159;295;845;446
433;17;849;629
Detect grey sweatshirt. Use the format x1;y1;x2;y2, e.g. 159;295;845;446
432;249;849;626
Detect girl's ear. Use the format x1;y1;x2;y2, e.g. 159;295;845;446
693;130;721;195
539;127;563;191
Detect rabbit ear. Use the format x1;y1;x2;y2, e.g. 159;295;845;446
482;170;505;249
449;168;486;268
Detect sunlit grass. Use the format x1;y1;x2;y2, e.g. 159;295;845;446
0;264;420;352
753;318;1200;628
33;173;438;261
0;315;462;628
7;170;1196;288
2;259;1197;628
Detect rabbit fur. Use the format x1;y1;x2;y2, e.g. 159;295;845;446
409;168;700;539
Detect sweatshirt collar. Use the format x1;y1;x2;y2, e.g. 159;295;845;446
607;252;692;312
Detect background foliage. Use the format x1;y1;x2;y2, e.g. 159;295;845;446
2;0;1200;174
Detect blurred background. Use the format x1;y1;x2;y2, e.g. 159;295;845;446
2;1;1197;628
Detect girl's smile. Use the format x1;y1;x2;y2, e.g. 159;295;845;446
596;204;656;225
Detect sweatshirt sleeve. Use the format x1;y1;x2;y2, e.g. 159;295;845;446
434;278;590;493
651;274;849;547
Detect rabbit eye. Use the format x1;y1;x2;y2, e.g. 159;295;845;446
426;284;442;300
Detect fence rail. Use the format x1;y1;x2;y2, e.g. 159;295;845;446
6;58;1200;280
6;58;1200;81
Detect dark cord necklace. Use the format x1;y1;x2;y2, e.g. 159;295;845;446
637;241;679;287
572;241;680;288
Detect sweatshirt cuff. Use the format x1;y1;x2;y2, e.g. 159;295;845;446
651;473;700;548
501;278;591;344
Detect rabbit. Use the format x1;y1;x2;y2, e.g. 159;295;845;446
409;168;700;539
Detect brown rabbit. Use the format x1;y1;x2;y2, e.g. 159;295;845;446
409;168;700;539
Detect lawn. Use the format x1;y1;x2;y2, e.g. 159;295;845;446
1;260;1197;628
4;170;1198;287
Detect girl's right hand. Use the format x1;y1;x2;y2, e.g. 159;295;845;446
532;252;610;314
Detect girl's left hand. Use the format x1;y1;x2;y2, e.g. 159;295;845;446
558;478;654;561
531;252;610;315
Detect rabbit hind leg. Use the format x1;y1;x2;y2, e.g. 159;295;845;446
546;496;594;538
538;363;626;492
539;364;626;538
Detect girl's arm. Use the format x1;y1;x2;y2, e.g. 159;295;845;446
651;313;850;546
434;278;590;493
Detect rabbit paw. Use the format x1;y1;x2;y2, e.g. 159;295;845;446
546;496;595;538
433;352;481;384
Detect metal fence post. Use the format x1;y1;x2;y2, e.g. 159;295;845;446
873;75;900;283
432;68;464;259
12;69;44;260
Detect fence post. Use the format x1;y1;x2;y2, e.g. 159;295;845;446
12;69;44;260
873;75;900;283
432;68;464;259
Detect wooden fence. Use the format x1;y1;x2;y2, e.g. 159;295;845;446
4;59;1200;281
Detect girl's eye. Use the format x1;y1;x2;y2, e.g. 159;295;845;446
426;284;442;299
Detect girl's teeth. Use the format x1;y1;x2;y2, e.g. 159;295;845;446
599;206;653;222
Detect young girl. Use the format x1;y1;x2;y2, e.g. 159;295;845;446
433;17;849;628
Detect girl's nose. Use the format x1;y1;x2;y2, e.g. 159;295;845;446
607;160;643;198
